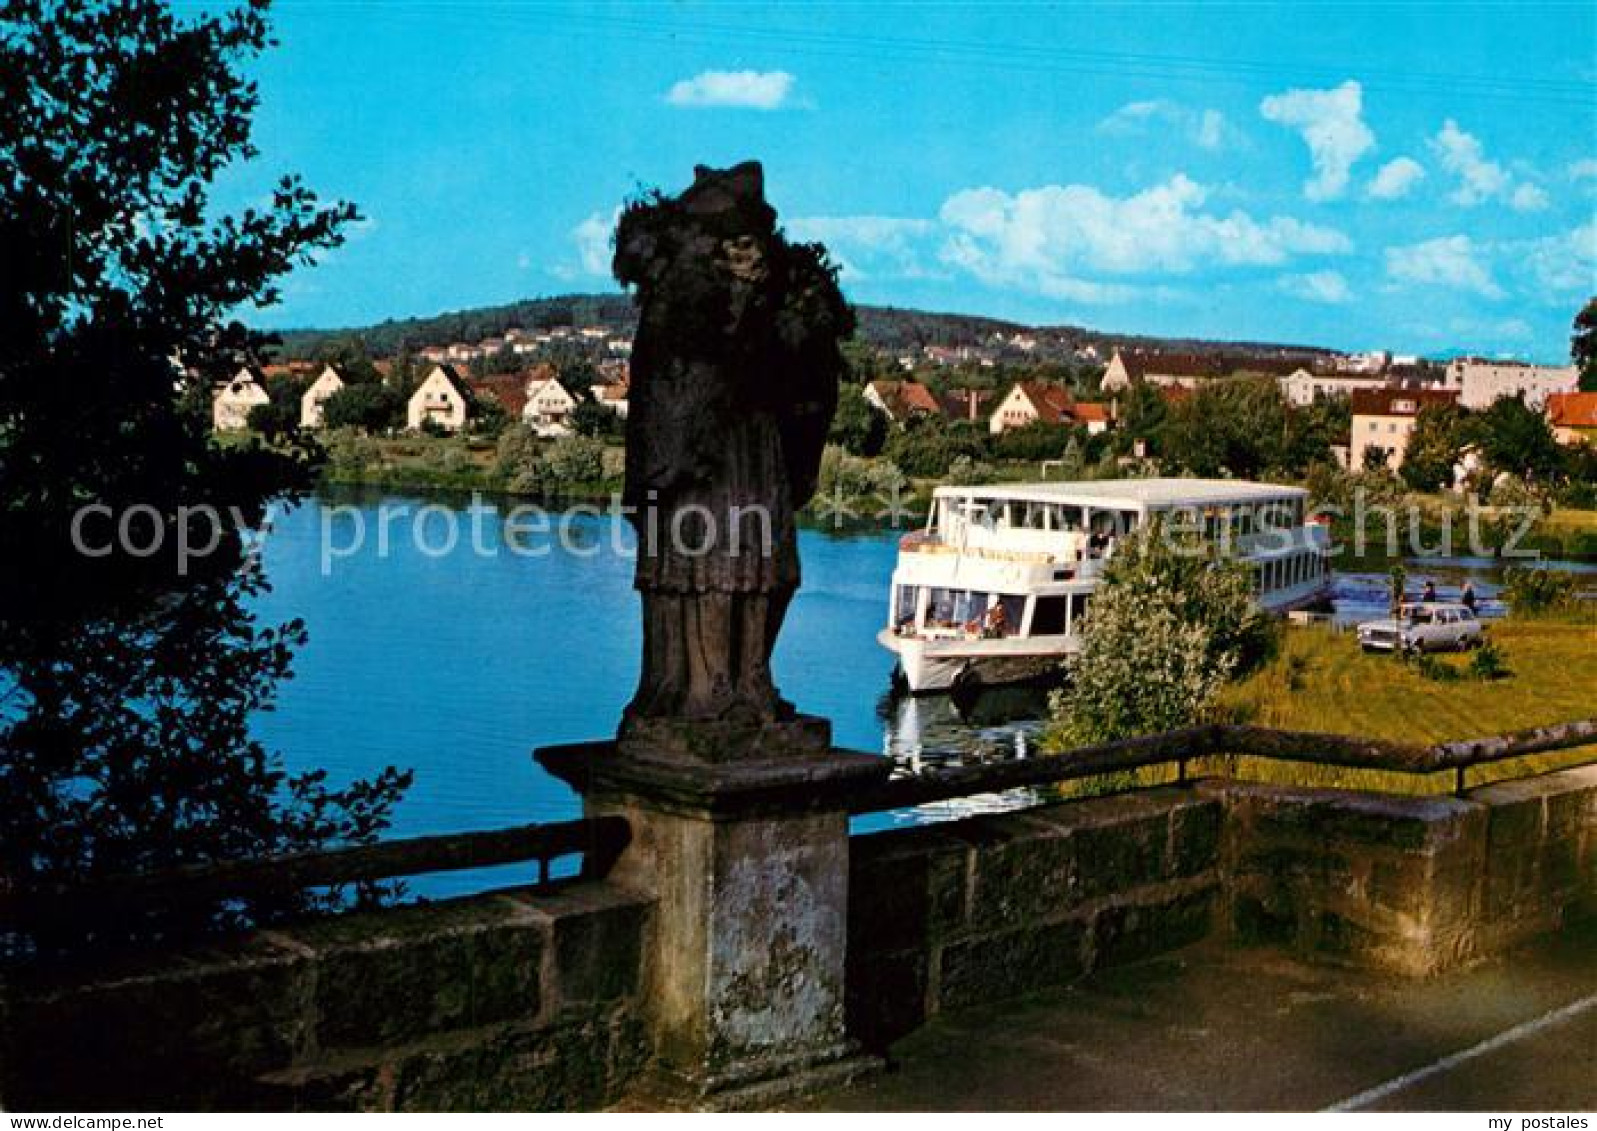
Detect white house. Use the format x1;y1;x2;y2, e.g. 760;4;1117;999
211;366;271;431
406;364;474;432
1349;388;1460;472
988;381;1074;435
1278;368;1389;407
1445;357;1580;410
523;374;581;437
298;364;346;429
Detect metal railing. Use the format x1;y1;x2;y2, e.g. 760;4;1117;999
848;718;1597;815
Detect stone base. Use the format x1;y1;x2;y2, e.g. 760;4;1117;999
617;1047;883;1111
535;729;892;1111
616;712;832;764
537;723;888;820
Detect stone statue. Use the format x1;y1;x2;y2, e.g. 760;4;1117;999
612;162;851;758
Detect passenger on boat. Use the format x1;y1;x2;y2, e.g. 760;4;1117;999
983;601;1009;638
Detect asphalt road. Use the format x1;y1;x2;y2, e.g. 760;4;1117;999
804;918;1597;1111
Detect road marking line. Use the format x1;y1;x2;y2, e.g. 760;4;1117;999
1324;993;1597;1112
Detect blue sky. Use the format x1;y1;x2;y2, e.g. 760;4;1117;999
220;1;1597;361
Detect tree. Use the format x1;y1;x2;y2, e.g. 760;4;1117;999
1400;401;1472;492
1049;523;1266;744
1475;395;1564;481
1159;378;1290;478
321;381;404;433
247;398;299;442
1283;395;1349;475
537;435;606;488
827;383;887;456
883;417;987;477
1573;297;1597;392
568;398;619;439
495;421;543;492
992;420;1070;462
0;1;409;949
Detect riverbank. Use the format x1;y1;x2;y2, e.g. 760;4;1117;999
306;433;1597;564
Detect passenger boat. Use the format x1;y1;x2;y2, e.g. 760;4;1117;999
878;478;1332;693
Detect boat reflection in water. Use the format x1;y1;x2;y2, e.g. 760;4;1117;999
870;683;1057;828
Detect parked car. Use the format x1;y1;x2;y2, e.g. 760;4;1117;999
1357;602;1485;654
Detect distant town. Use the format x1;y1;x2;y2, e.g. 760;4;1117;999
215;297;1595;489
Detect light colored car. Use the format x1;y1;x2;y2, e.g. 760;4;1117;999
1357;602;1485;654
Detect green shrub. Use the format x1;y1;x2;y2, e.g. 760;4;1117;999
1501;565;1578;615
1411;653;1461;682
1469;639;1511;681
1048;521;1264;745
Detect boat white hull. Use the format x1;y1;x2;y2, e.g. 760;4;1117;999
879;578;1333;694
879;629;1078;694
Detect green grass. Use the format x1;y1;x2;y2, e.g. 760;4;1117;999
1206;609;1597;794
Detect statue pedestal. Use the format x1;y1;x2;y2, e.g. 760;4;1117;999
537;723;889;1109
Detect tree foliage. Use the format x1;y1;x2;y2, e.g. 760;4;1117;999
0;0;408;949
1475;395;1564;481
1400;401;1472;492
827;383;887;456
321;381;404;433
1050;524;1268;745
1573;297;1597;393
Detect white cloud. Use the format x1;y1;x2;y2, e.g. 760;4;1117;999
1429;119;1547;210
785;216;937;280
1570;159;1597;182
1515;221;1597;296
935;175;1349;302
665;70;795;110
1259;80;1375;201
1097;100;1243;151
571;208;620;276
1367;156;1425;200
1384;235;1502;298
1280;270;1353;304
1510;183;1550;212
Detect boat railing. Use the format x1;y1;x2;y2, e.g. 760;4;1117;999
846;717;1597;814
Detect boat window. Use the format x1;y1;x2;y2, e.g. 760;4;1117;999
1072;593;1091;625
894;585;918;625
988;594;1025;637
1031;596;1069;635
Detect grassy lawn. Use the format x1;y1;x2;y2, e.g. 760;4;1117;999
1220;614;1596;741
1205;609;1597;794
1540;506;1597;536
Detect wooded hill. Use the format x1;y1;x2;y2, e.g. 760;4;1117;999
266;292;1338;365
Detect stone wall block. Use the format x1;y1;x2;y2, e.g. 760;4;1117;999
287;896;545;1050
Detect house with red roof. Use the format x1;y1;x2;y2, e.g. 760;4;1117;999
988;381;1074;435
864;379;942;426
1546;391;1597;446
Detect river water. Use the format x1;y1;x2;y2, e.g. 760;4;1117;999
249;489;1588;894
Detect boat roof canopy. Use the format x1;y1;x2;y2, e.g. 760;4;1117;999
932;478;1308;511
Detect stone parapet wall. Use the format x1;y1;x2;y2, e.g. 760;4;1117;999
847;787;1223;1048
2;882;651;1111
5;766;1593;1109
846;766;1597;1046
1212;765;1597;976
